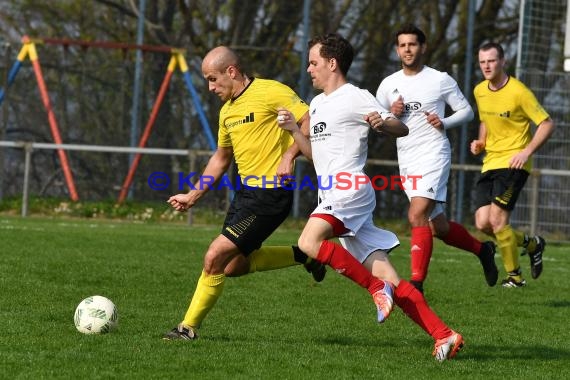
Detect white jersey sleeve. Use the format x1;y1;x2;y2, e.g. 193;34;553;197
439;72;473;129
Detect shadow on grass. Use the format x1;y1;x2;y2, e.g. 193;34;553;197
466;343;570;361
545;300;570;308
204;333;423;349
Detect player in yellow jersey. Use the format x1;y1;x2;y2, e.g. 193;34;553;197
471;42;555;288
163;46;325;340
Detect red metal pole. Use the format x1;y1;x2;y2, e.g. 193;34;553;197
117;63;175;203
27;40;79;201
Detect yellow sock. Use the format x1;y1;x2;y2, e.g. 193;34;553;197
182;271;225;328
513;229;526;247
513;229;536;250
248;246;299;273
495;225;522;281
526;237;537;252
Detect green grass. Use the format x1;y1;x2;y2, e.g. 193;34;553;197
1;216;569;379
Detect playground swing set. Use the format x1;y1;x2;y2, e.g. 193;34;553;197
0;35;216;203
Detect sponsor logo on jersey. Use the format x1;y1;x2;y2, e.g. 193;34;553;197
312;122;326;134
226;112;255;129
499;111;511;118
405;102;422;111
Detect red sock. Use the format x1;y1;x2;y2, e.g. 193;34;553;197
317;240;384;294
441;221;482;256
410;226;433;282
394;280;451;340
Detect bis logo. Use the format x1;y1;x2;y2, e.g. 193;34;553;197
404;101;422;112
312;122;326;134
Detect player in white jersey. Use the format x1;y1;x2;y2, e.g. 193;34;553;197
375;24;498;294
310;82;401;263
278;32;463;361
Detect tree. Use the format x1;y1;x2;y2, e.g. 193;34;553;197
0;0;540;205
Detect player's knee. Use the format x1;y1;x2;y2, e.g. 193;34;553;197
297;235;320;258
408;211;429;227
203;248;229;274
474;218;491;234
224;255;249;277
474;219;485;231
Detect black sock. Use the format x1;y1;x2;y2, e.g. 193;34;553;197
292;245;309;264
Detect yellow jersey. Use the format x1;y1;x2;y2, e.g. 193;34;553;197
218;78;308;188
473;76;549;173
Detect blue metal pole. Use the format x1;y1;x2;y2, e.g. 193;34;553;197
292;0;311;218
127;0;147;199
298;0;311;101
0;60;23;105
456;0;476;223
181;70;216;150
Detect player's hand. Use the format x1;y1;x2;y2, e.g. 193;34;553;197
509;151;530;169
167;193;194;212
276;108;298;132
391;95;404;117
276;155;294;180
470;139;485;155
364;111;385;132
424;111;443;130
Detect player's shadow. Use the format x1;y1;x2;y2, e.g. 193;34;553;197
467;343;570;361
545;300;570;308
317;335;403;348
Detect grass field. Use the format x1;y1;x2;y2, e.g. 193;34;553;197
1;216;569;379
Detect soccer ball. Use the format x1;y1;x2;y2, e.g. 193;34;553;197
74;295;118;334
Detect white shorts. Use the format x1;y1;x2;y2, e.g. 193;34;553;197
400;158;449;220
312;186;400;263
400;156;450;203
339;217;400;263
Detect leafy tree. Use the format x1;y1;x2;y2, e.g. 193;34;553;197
0;0;559;213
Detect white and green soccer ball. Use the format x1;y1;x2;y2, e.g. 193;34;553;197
74;295;118;334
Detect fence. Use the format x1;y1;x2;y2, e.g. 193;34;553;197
510;69;570;242
2;140;570;242
513;0;570;241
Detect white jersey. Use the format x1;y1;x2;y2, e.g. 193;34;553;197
376;66;471;168
309;83;399;259
310;83;391;181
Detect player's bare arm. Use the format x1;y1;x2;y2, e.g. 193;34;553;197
276;111;310;177
277;108;312;160
167;146;233;211
509;117;555;169
365;111;409;137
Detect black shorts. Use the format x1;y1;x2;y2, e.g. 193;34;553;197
221;187;293;255
473;168;529;211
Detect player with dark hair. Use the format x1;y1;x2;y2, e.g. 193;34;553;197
375;23;498;293
471;42;554;287
163;45;326;340
278;32;463;361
